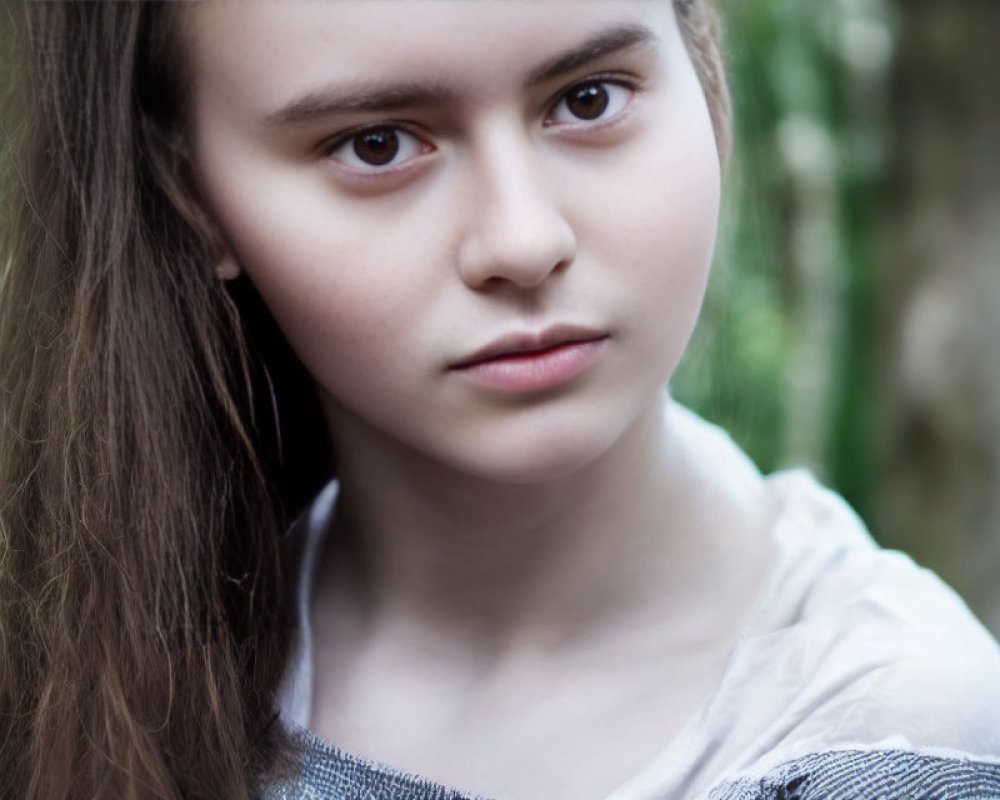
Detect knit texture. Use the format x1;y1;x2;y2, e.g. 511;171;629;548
265;742;1000;800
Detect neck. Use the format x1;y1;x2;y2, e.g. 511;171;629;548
315;396;770;656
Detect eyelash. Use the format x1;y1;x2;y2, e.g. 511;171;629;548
322;125;431;175
544;76;637;129
322;75;639;175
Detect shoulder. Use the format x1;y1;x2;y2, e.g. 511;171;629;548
665;404;1000;752
744;469;1000;758
681;466;1000;798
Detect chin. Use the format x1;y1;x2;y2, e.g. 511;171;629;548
443;415;631;486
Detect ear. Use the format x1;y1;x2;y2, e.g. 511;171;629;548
189;202;243;281
144;120;243;280
169;173;244;282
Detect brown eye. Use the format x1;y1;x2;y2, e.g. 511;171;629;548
327;125;428;173
547;80;633;127
353;127;400;166
565;83;610;120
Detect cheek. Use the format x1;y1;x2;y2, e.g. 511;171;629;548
246;258;441;443
238;234;432;399
196;153;437;382
585;114;721;357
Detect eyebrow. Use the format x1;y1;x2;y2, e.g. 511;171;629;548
265;83;454;127
524;22;657;87
264;22;657;128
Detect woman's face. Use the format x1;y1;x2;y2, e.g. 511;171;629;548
183;1;720;483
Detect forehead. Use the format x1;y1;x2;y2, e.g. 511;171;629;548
179;1;679;114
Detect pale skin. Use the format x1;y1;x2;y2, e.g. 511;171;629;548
183;2;773;798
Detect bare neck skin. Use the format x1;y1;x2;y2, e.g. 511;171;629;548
308;395;773;798
316;394;766;652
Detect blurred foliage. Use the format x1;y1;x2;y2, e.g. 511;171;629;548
673;0;896;527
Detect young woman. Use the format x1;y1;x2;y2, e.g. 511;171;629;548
1;2;998;799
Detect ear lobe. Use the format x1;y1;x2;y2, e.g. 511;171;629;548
189;200;243;280
215;252;241;281
170;177;243;281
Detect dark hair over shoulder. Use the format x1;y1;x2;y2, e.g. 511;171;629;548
0;5;322;797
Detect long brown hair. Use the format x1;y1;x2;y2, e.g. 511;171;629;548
0;5;325;797
0;3;728;798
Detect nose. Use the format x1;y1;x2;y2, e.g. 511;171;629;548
456;131;577;292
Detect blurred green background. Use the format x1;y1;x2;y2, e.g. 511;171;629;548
674;0;1000;635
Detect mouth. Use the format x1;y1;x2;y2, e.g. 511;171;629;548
451;324;608;368
450;324;609;393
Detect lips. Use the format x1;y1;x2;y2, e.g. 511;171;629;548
449;324;608;393
451;324;607;369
